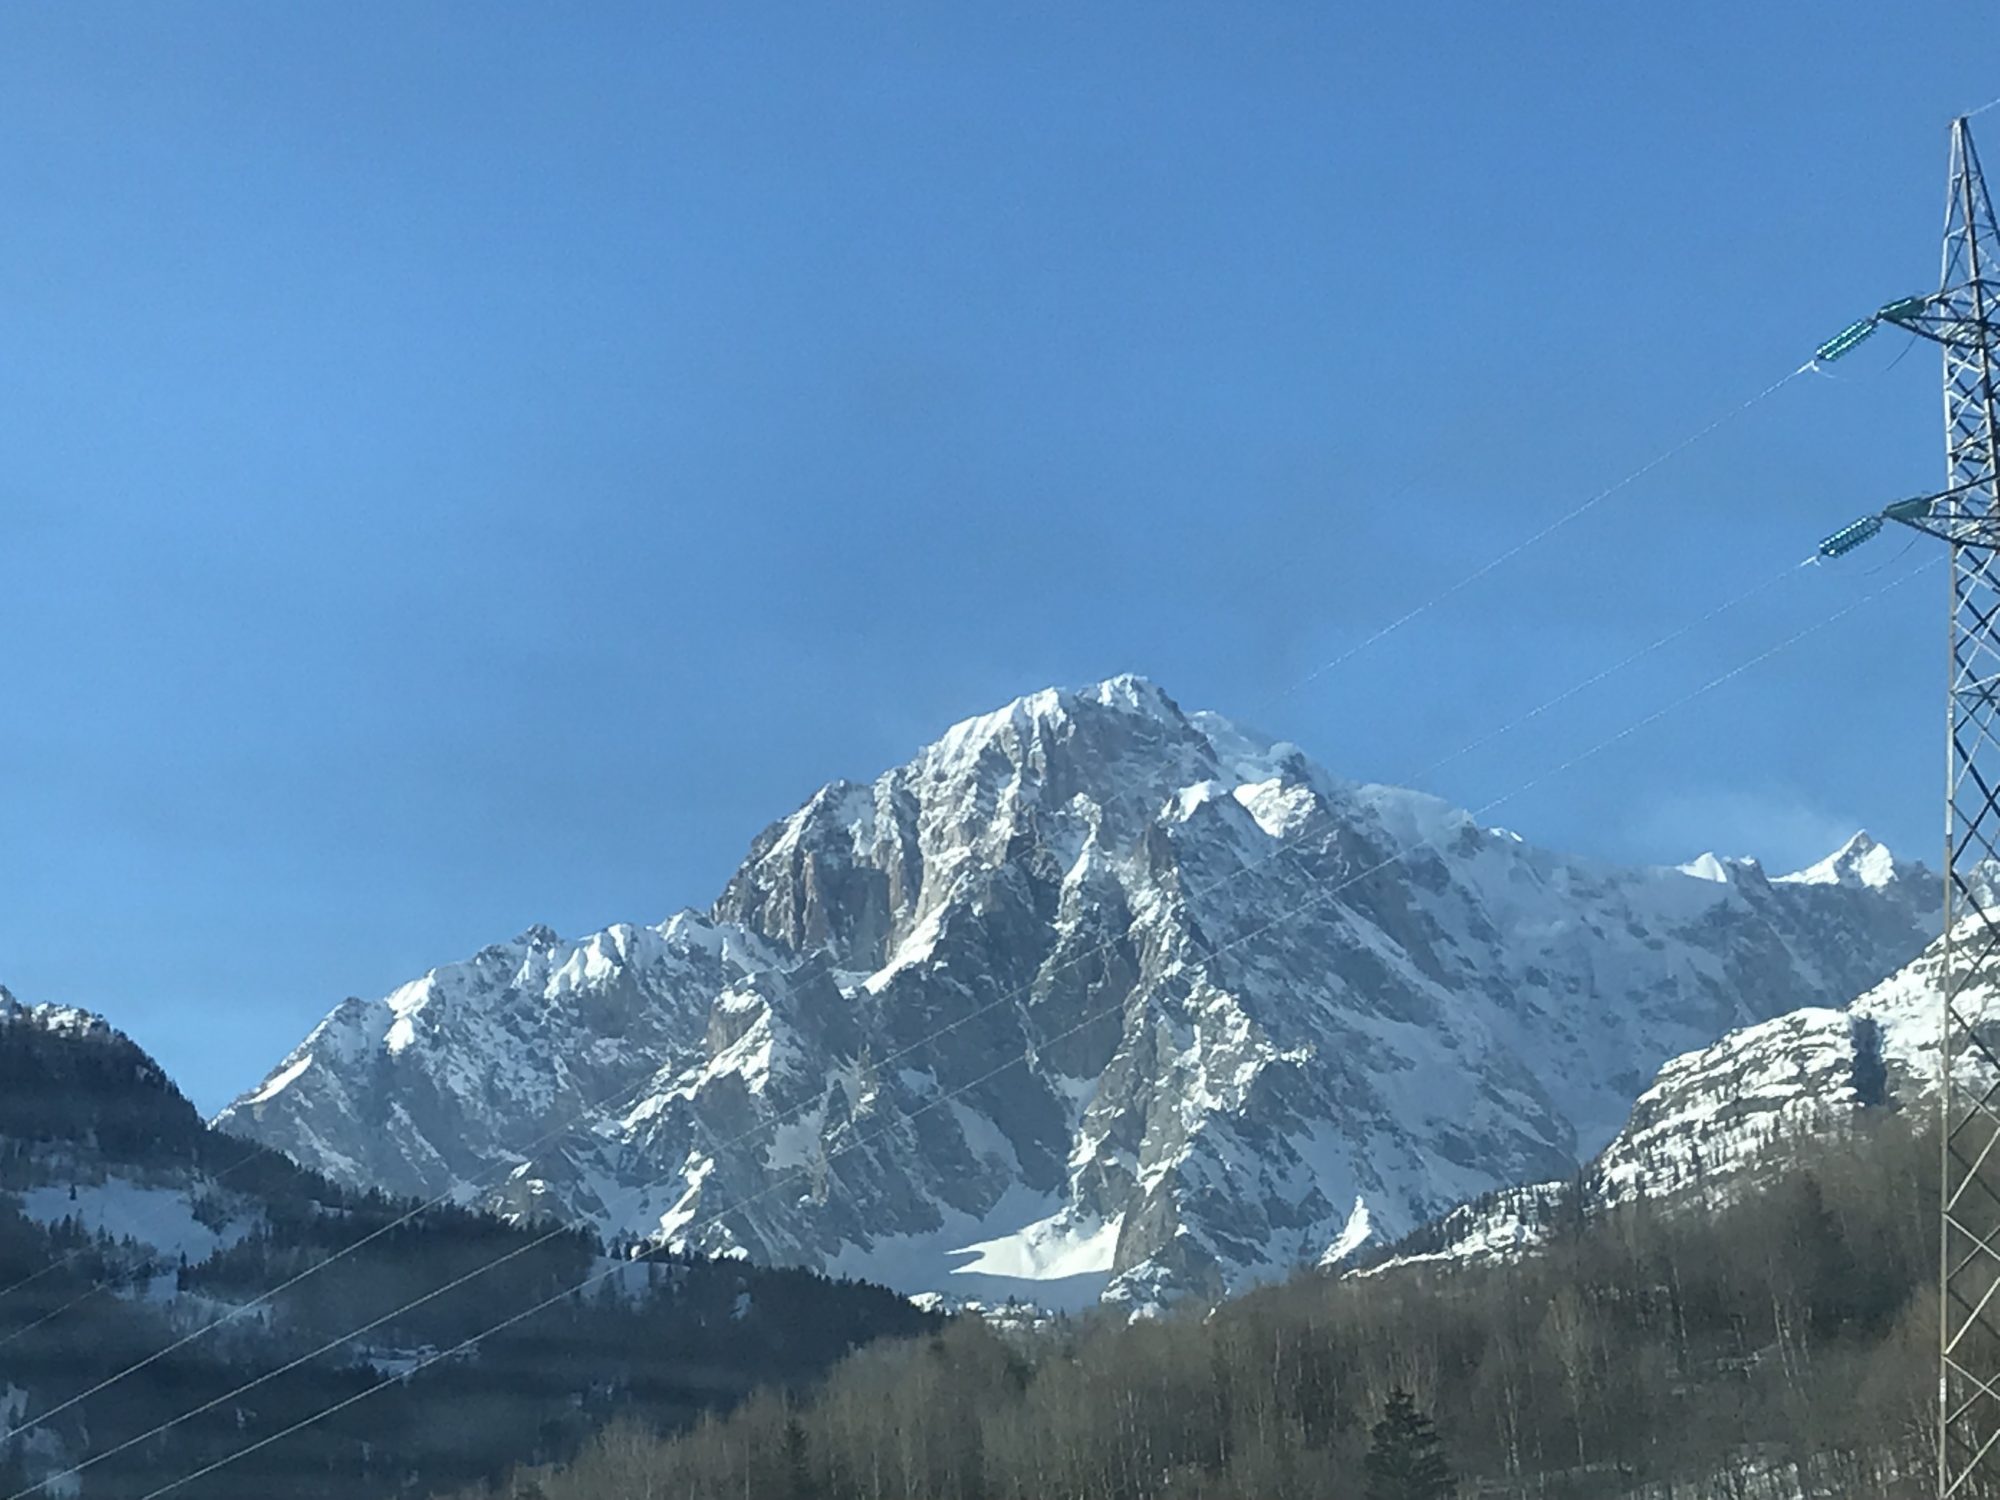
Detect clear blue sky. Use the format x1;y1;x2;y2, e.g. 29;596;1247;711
4;4;1996;1112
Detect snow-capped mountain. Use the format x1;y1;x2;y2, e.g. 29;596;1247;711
215;678;1938;1308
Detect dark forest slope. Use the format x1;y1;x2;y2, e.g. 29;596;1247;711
0;993;933;1499
446;1116;1945;1500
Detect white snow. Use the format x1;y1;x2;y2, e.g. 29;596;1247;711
241;1052;313;1105
1360;1189;1554;1275
1678;853;1732;884
765;1103;827;1173
17;1179;252;1263
1173;779;1229;821
650;1155;717;1245
820;1183;1118;1312
946;1100;1022;1172
951;1209;1122;1281
1319;1197;1374;1267
1350;781;1478;850
864;907;947;994
1777;831;1899;889
1232;778;1318;840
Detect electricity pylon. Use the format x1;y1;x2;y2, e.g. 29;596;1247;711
1816;116;2000;1498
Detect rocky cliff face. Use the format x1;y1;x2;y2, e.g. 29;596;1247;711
215;678;1937;1308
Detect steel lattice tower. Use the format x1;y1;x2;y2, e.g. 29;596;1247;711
1929;118;2000;1499
1822;116;2000;1498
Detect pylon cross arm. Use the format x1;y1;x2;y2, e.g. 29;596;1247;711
1880;291;2000;349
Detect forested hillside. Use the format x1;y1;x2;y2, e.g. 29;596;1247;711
0;997;935;1499
444;1116;1948;1500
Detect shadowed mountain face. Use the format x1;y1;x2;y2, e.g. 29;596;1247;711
214;678;1937;1309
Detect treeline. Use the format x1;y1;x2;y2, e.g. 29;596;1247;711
447;1115;1959;1500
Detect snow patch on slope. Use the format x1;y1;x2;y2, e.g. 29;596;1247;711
18;1179;253;1262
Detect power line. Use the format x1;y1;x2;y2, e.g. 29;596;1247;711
1250;364;1811;717
1402;557;1813;790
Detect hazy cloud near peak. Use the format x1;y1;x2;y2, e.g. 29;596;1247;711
1621;785;1873;876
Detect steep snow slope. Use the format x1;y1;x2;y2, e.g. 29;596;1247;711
216;679;1936;1307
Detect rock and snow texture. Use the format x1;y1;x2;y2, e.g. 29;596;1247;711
1589;900;1967;1205
1372;857;1972;1273
0;985;118;1045
214;679;1937;1308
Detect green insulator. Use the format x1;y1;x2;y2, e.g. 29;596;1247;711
1817;515;1885;559
1815;317;1879;363
1878;294;1933;324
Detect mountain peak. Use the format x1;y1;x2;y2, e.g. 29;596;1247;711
927;676;1188;759
1083;672;1179;717
1676;852;1765;885
1777;831;1901;890
1678;852;1732;884
216;680;1943;1311
902;677;1214;828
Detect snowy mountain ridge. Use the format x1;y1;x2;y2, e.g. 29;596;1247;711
214;676;1938;1309
0;984;117;1044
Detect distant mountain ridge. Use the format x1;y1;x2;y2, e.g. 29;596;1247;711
214;677;1939;1308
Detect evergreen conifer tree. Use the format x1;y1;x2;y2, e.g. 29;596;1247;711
1364;1388;1454;1500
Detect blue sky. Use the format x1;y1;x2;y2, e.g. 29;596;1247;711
4;4;1996;1111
